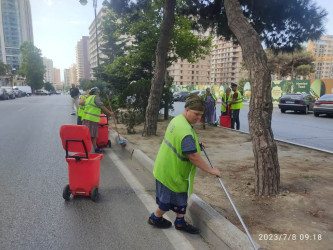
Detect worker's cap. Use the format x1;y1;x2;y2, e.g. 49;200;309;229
185;93;205;112
231;83;238;88
206;88;210;92
89;87;100;95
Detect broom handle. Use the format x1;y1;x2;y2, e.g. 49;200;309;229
106;94;121;142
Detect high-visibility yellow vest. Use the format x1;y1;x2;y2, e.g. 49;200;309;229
82;95;101;123
221;93;231;112
153;115;200;194
229;91;243;110
78;95;87;118
202;93;217;107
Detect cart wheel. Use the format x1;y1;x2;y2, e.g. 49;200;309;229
91;186;99;202
63;184;71;201
108;140;112;148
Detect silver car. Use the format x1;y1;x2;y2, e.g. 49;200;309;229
313;94;333;117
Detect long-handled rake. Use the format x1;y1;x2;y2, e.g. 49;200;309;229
202;146;258;250
106;94;126;147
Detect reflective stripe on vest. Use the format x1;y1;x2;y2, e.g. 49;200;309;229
78;95;87;118
163;137;189;162
82;95;101;122
229;91;243;110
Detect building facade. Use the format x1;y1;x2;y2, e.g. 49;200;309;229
0;0;33;70
69;64;77;85
43;57;54;84
64;69;70;86
53;68;61;85
168;57;211;86
307;35;333;79
88;6;107;78
76;36;90;81
210;37;247;85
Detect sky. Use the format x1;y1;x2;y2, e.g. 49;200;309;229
30;0;333;81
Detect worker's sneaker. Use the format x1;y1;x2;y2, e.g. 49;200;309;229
71;112;76;115
175;222;200;234
94;148;104;153
148;215;172;229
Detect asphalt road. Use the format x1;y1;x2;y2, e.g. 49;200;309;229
167;101;333;153
0;95;210;250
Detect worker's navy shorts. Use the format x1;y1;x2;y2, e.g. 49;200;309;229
155;180;187;214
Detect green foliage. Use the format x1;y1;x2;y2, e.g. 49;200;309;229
120;79;151;113
181;0;327;53
101;0;212;115
266;48;315;79
0;62;11;76
18;42;45;91
237;78;249;95
44;82;55;92
79;78;90;91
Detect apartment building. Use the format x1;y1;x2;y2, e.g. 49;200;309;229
88;6;107;78
210;37;247;85
69;64;77;85
168;57;211;86
76;36;90;81
0;0;34;70
64;69;70;86
43;57;54;83
307;35;333;79
53;68;61;85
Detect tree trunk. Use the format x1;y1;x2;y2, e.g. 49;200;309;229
224;0;280;196
142;0;176;136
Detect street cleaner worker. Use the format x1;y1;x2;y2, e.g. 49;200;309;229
81;87;114;153
148;94;221;234
77;93;89;125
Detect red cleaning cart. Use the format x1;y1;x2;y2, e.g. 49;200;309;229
60;125;103;201
220;106;231;128
96;114;112;148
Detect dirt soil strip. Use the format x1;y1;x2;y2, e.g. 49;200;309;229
114;118;333;250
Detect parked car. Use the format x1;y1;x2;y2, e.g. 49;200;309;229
35;89;50;95
2;86;15;99
0;87;10;100
13;87;24;97
313;94;333;117
190;90;206;97
278;93;315;114
173;91;190;101
15;86;32;96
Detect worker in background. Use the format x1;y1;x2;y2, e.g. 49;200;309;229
77;92;89;125
69;84;80;115
229;83;243;130
202;88;217;125
81;87;114;153
221;87;231;116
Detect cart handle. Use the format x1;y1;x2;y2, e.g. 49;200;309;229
65;139;89;161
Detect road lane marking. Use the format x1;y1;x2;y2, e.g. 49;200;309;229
107;150;195;250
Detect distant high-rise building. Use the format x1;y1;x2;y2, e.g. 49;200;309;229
64;69;70;86
210;37;247;85
69;64;77;85
53;68;61;85
43;57;54;83
76;36;90;81
307;35;333;79
0;0;34;70
88;6;107;78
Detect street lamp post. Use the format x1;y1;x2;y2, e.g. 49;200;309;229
79;0;100;72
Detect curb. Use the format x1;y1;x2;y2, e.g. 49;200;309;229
108;130;259;250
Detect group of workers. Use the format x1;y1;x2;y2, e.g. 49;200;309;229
202;82;243;130
68;82;241;235
69;84;114;153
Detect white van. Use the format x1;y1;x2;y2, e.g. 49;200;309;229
14;86;32;96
